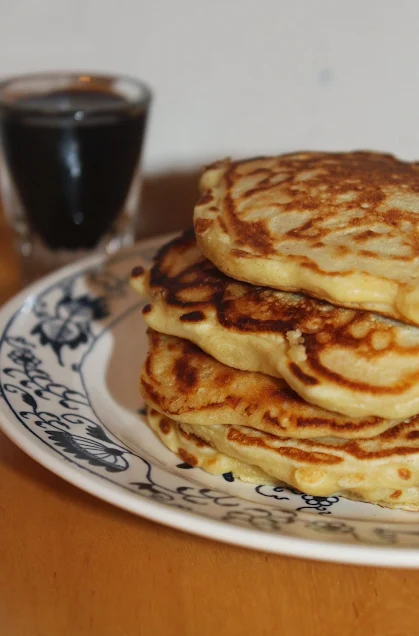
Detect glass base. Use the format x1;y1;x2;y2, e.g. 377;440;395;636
15;229;136;283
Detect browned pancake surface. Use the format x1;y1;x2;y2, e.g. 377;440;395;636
141;330;399;438
194;152;419;325
197;152;419;259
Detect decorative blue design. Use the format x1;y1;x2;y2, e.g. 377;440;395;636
303;520;361;542
3;334;89;416
296;494;340;515
1;275;133;474
131;473;239;510
253;485;342;514
373;527;419;546
46;430;129;472
8;348;40;369
256;485;290;501
31;285;108;365
221;508;296;532
1;239;419;552
85;423;117;444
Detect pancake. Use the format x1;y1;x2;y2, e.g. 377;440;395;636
131;232;419;420
147;407;276;484
142;329;401;439
194;152;419;325
147;408;419;510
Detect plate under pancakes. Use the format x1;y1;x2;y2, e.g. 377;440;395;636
194;152;419;326
141;330;401;439
147;408;419;511
131;231;419;420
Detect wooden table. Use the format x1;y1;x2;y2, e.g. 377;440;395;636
1;212;419;636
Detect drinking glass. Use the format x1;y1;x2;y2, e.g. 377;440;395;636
0;72;152;280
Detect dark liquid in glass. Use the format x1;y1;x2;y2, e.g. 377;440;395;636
1;90;147;249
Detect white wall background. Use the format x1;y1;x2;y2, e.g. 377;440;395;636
1;0;419;173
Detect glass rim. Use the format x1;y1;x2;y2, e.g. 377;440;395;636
0;71;153;115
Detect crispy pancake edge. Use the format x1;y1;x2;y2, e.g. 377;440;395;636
131;231;419;419
141;329;402;439
194;152;419;326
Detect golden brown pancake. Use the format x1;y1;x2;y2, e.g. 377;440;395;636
194;152;419;325
147;406;276;484
131;232;419;419
142;329;401;439
147;408;419;510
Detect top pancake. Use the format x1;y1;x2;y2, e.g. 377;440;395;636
131;231;419;420
194;151;419;325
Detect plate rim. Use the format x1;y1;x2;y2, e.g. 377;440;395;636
1;233;419;568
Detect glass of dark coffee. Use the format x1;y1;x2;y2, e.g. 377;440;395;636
0;72;152;280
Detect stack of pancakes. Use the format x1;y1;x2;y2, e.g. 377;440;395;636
131;151;419;510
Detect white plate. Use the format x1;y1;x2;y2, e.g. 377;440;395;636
2;234;419;568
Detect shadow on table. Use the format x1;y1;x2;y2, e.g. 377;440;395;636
137;166;202;238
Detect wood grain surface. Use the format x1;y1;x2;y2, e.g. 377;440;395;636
1;210;419;636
